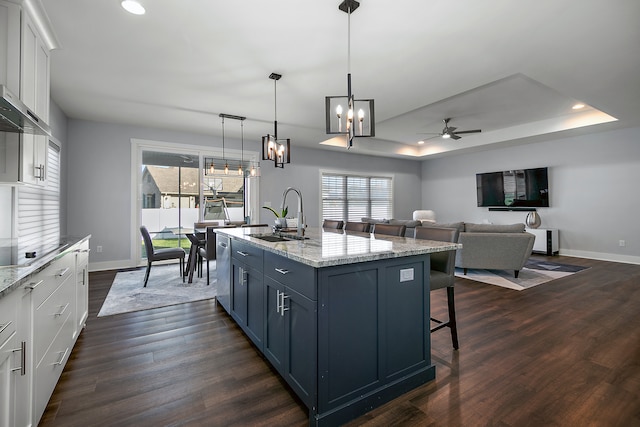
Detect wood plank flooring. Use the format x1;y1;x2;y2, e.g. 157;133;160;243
40;255;640;426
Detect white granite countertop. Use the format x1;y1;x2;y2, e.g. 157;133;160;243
215;227;461;268
0;235;91;299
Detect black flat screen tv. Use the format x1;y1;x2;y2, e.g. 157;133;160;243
476;167;549;208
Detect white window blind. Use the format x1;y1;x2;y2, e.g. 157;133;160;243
17;141;61;259
322;173;392;222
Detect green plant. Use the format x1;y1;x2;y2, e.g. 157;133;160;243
262;205;288;218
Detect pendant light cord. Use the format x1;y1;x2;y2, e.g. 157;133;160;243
221;116;225;160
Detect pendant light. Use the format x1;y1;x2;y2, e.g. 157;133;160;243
325;0;375;148
262;73;291;168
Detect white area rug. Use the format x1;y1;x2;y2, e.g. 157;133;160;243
98;262;217;317
454;259;588;291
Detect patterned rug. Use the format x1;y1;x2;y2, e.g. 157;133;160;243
97;262;218;317
454;259;589;291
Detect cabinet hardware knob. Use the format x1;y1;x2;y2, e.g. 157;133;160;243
10;342;26;375
275;268;289;275
236;251;249;257
57;267;70;277
53;303;70;317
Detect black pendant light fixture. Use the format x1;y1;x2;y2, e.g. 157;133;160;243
325;0;375;148
262;73;291;168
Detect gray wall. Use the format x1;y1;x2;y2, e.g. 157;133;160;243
421;126;640;264
65;119;422;270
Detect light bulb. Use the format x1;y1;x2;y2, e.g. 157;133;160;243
209;163;214;174
358;109;364;121
250;166;256;176
224;163;229;175
238;165;243;176
336;105;343;117
442;133;451;139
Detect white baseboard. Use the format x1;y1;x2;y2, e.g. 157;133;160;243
560;249;640;265
89;259;139;272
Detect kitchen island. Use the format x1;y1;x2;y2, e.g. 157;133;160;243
214;226;460;426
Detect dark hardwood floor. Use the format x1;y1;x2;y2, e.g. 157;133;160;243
39;255;640;427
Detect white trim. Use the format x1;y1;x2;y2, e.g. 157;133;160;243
560;249;640;265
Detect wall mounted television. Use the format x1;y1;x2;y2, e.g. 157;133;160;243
476;167;549;208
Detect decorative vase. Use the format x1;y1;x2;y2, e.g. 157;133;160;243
525;211;541;229
274;218;287;229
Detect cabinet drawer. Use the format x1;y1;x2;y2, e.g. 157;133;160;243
33;275;74;367
231;239;263;271
264;251;316;300
34;314;74;424
0;291;17;347
30;252;75;309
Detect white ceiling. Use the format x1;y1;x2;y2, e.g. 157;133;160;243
39;0;640;159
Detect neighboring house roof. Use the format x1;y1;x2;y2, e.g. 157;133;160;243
144;165;244;196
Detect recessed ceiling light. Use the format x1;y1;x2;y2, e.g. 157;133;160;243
572;103;585;110
121;0;145;15
418;140;425;145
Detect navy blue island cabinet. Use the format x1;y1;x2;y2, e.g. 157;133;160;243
218;228;442;427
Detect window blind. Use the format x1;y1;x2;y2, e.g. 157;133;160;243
17;141;61;259
321;172;392;222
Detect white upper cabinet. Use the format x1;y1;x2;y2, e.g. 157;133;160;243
20;5;50;122
0;0;21;94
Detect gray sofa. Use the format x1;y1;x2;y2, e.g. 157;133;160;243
429;222;535;278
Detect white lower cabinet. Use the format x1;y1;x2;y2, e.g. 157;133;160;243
0;237;90;426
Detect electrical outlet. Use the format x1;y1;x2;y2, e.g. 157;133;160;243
619;240;626;247
96;245;103;253
400;268;414;282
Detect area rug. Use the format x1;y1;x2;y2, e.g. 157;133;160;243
454;259;589;291
97;262;217;317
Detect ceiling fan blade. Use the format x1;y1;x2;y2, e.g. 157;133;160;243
450;134;462;140
447;126;457;133
453;129;482;134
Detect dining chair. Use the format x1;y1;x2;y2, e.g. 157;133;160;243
139;226;185;287
414;226;460;349
322;219;344;229
344;221;371;233
198;227;218;286
373;223;406;237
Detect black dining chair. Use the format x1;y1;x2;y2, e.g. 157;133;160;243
344;221;371;233
139;226;185;287
414;226;460;349
198;227;218;286
322;219;344;229
373;223;406;237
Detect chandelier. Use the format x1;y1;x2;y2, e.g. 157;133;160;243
325;0;375;148
262;73;291;168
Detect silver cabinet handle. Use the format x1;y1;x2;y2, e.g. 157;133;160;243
218;242;227;248
276;290;281;314
57;267;70;277
236;251;249;257
280;292;289;317
275;268;289;275
25;279;44;290
11;341;26;375
239;267;247;286
53;303;70;317
53;347;69;366
0;321;11;334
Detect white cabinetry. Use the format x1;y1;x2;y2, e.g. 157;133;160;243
0;289;19;427
74;240;90;337
0;0;50;186
0;238;90;427
528;228;559;256
0;0;21;94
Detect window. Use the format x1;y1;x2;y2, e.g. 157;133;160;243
321;172;392;222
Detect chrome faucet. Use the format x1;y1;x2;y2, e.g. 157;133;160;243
281;187;305;237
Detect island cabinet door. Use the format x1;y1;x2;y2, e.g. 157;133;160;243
230;261;264;349
263;276;317;409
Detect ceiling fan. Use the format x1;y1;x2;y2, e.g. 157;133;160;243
421;118;482;141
